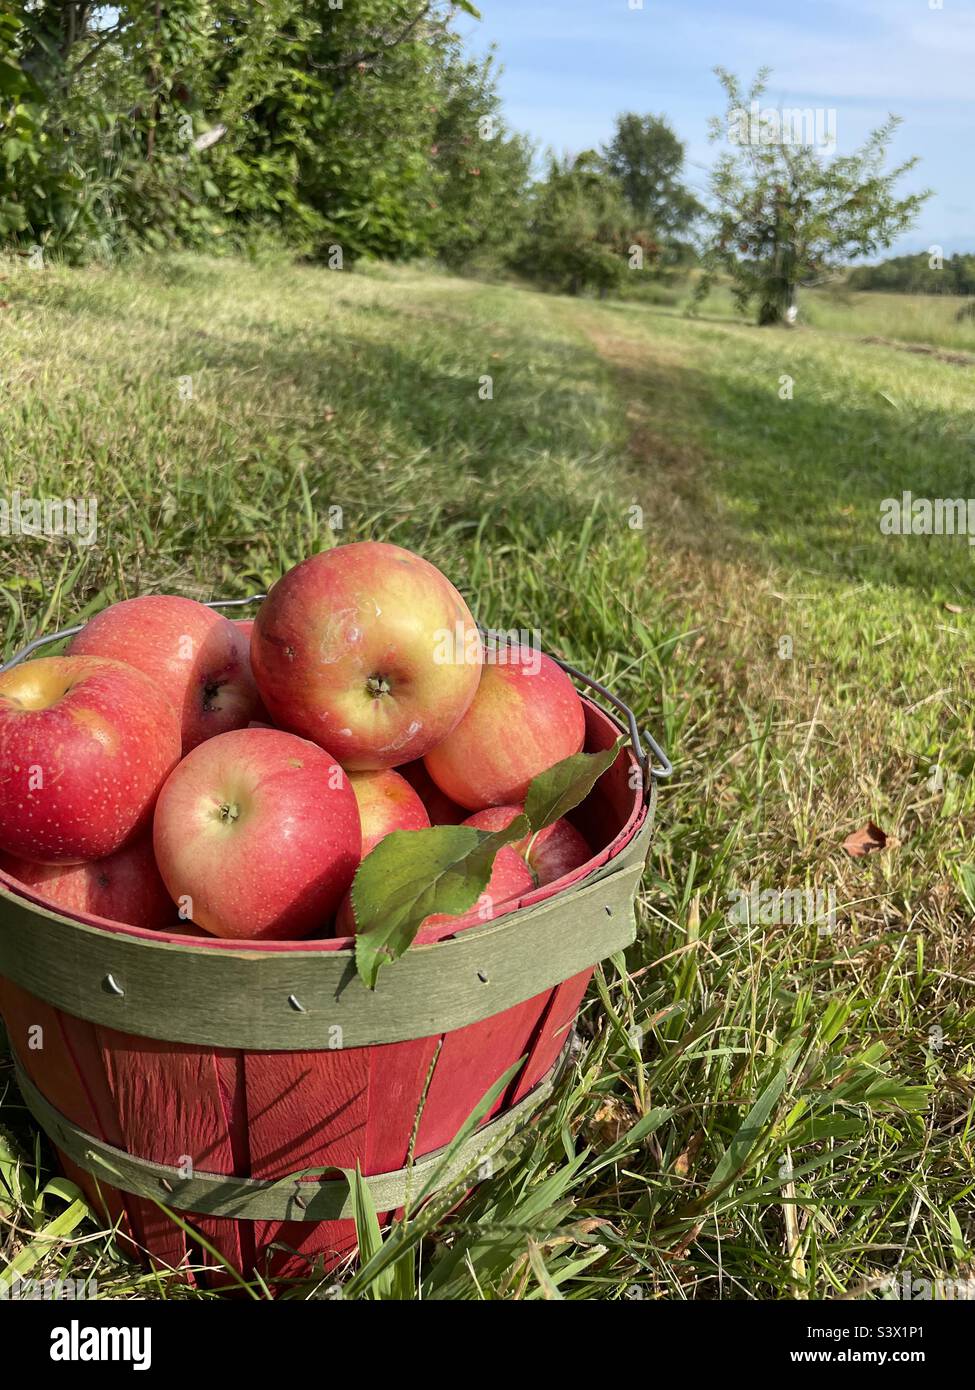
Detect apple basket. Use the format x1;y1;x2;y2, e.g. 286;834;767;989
0;599;671;1290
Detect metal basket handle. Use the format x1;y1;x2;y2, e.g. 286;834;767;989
1;595;673;782
0;595;268;674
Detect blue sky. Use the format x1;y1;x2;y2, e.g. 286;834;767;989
459;0;974;257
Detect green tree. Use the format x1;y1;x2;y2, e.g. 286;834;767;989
698;67;931;325
427;48;533;271
3;0;220;257
601;112;701;255
516;153;634;296
1;0;501;263
847;251;975;297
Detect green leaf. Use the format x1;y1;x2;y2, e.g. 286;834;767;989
342;1059;526;1300
948;1206;968;1262
524;736;625;833
0;1199;89;1288
348;1164;398;1299
0;61;27;98
353;819;529;989
687;1051;799;1213
0;1127;33;1215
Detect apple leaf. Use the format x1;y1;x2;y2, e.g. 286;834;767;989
524;736;626;834
353;818;529;989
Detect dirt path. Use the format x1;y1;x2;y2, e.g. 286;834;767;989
859;335;975;368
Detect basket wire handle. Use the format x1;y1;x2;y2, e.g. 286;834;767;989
0;595;673;781
551;655;673;781
0;595;268;675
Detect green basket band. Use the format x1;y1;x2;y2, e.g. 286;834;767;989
0;794;653;1050
12;1042;569;1222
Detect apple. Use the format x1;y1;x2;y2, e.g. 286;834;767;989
0;833;175;930
234;616;273;724
417;844;532;941
348;768;430;857
152;726;361;940
334;841;531;940
70;595;263;753
399;758;466;825
250;542;482;770
462;805;591;887
0;656;181;863
424;646;585;810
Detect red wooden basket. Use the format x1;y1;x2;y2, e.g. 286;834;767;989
0;615;666;1292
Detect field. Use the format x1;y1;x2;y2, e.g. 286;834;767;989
1;255;974;1300
660;275;975;357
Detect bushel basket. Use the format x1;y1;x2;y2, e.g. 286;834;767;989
0;618;669;1291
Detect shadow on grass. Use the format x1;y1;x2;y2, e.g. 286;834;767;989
599;338;975;598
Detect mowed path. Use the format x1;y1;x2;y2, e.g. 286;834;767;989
555;290;974;996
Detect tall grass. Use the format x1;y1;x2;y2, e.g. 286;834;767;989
1;254;972;1299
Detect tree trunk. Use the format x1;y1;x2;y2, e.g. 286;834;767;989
757;196;794;325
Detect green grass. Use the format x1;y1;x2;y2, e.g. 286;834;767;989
1;254;973;1300
802;287;975;354
674;275;975;354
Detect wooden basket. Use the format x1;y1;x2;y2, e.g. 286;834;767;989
0;698;657;1289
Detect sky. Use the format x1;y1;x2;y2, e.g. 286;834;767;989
458;0;975;257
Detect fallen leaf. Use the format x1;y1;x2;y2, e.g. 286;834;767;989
843;822;887;857
323;406;337;422
588;1096;639;1149
945;602;963;614
0;301;10;310
673;1131;704;1177
573;1217;615;1238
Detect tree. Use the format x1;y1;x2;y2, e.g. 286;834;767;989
0;0;501;263
847;252;975;297
515;153;634;296
698;67;931;325
427;48;533;271
200;0;472;261
601;112;701;253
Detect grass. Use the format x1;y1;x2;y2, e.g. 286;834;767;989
675;275;975;355
1;253;973;1300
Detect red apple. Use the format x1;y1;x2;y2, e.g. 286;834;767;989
70;595;263;753
424;646;585;810
250;542;482;770
0;656;181;863
417;844;532;941
399;758;467;825
234;616;273;724
349;768;430;857
152;726;361;940
0;833;175;930
462;805;591;887
335;841;531;940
